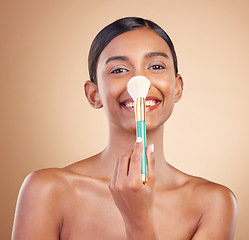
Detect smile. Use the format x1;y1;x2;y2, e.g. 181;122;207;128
120;97;161;112
123;100;158;108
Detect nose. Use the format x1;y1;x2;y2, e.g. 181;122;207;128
131;69;151;82
134;73;153;90
129;67;153;91
130;73;153;90
127;76;151;100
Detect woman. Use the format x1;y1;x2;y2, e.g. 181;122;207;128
12;17;237;240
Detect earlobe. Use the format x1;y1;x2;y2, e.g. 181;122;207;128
84;81;103;109
175;74;183;103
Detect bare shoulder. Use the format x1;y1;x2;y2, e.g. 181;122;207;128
171;167;237;209
21;151;103;192
15;168;74;215
12;168;65;239
188;175;237;212
19;168;72;200
24;167;67;184
17;165;103;205
12;167;95;240
185;174;238;239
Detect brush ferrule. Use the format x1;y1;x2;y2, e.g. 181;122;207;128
135;97;146;122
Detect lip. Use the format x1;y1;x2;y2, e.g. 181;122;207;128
120;96;161;113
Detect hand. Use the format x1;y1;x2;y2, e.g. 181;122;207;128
109;138;156;230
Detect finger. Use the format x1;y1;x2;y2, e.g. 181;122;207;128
116;155;130;183
128;137;144;182
146;144;156;187
109;160;119;190
109;153;131;190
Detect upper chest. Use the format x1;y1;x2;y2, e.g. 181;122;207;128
59;183;201;240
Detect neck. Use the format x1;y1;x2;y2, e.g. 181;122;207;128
99;122;171;188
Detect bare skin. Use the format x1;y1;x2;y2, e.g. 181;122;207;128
12;28;237;240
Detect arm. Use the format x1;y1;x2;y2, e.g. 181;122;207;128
12;169;63;240
192;184;237;240
109;139;157;240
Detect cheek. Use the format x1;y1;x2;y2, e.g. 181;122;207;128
163;80;177;113
156;75;176;101
97;79;124;119
97;68;128;105
156;77;176;120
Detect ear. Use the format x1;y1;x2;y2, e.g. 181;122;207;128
84;81;103;109
175;74;183;103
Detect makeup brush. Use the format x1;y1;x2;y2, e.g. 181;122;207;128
127;76;151;184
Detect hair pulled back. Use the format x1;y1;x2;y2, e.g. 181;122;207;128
88;17;178;83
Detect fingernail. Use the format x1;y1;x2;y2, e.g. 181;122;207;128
136;137;143;142
151;144;154;153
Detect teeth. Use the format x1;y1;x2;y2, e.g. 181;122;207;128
124;102;135;108
146;100;157;107
123;100;157;108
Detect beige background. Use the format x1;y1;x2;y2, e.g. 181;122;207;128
1;0;249;239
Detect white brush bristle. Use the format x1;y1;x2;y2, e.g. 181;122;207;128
127;76;150;100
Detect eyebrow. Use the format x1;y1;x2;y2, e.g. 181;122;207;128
105;51;169;65
105;56;129;65
145;51;169;59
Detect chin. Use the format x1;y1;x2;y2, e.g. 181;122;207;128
146;113;171;131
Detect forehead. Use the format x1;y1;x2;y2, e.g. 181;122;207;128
98;28;173;62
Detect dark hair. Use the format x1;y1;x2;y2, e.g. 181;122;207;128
88;17;178;83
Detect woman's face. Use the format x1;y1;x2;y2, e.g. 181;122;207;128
95;28;183;132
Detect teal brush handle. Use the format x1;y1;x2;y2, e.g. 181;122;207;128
136;121;147;176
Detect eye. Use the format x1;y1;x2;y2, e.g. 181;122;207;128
148;64;166;70
110;68;129;74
